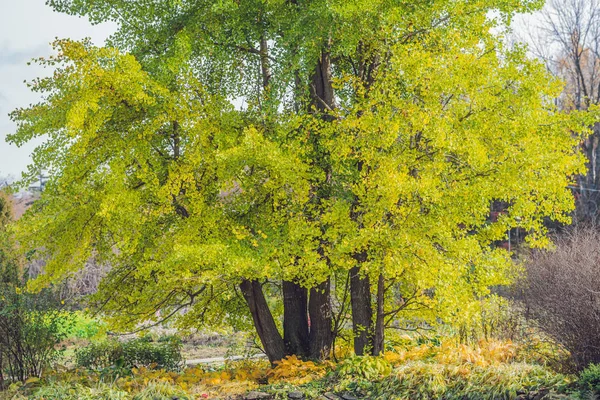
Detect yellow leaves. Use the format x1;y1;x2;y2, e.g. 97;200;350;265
123;363;263;395
231;225;249;241
384;338;519;370
268;355;331;385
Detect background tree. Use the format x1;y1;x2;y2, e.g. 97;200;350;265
8;0;595;362
524;0;600;220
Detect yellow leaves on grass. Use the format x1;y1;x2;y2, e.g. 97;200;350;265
385;339;518;368
118;361;268;397
268;355;332;385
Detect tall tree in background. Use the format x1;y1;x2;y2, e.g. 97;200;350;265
7;0;595;362
526;0;600;220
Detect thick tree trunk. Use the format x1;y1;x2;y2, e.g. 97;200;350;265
302;45;335;361
308;279;333;359
239;279;285;364
283;280;310;358
350;265;373;355
310;49;336;113
373;273;385;356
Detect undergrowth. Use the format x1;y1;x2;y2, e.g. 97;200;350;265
0;339;579;400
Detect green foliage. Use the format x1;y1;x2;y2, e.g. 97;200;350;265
337;355;392;381
578;364;600;397
132;381;192;400
28;382;130;400
0;285;70;384
61;311;106;340
39;310;107;342
364;362;571;400
8;0;600;359
75;337;183;372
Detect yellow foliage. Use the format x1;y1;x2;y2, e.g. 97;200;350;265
106;359;269;397
268;355;332;385
386;339;521;369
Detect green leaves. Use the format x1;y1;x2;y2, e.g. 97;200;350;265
10;0;596;335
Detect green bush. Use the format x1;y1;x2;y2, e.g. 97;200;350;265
59;311;106;340
0;285;70;385
578;363;600;397
75;337;183;372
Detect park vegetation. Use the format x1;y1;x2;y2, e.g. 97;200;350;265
3;0;600;399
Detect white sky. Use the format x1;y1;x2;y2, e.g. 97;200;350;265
0;0;115;179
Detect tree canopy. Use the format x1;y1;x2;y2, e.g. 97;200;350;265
8;0;597;361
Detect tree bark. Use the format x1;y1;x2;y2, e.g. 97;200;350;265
308;279;333;359
239;279;285;364
350;264;373;355
310;49;336;113
373;273;385;356
283;280;310;358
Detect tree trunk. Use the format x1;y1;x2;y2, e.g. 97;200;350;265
310;49;336;114
304;45;335;361
373;273;385;356
350;265;373;355
283;280;310;358
259;35;271;89
239;279;285;364
308;279;333;359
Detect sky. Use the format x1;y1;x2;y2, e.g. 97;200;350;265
0;0;115;179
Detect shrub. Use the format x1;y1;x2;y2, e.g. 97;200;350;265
0;286;69;385
0;194;69;386
75;340;124;371
520;227;600;370
122;337;183;371
578;363;600;397
75;337;183;371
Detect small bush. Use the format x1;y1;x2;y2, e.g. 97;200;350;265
521;227;600;370
75;337;183;372
0;286;69;385
579;363;600;397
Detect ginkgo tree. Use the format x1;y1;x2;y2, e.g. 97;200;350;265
8;0;596;362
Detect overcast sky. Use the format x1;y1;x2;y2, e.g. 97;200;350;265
0;0;115;179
